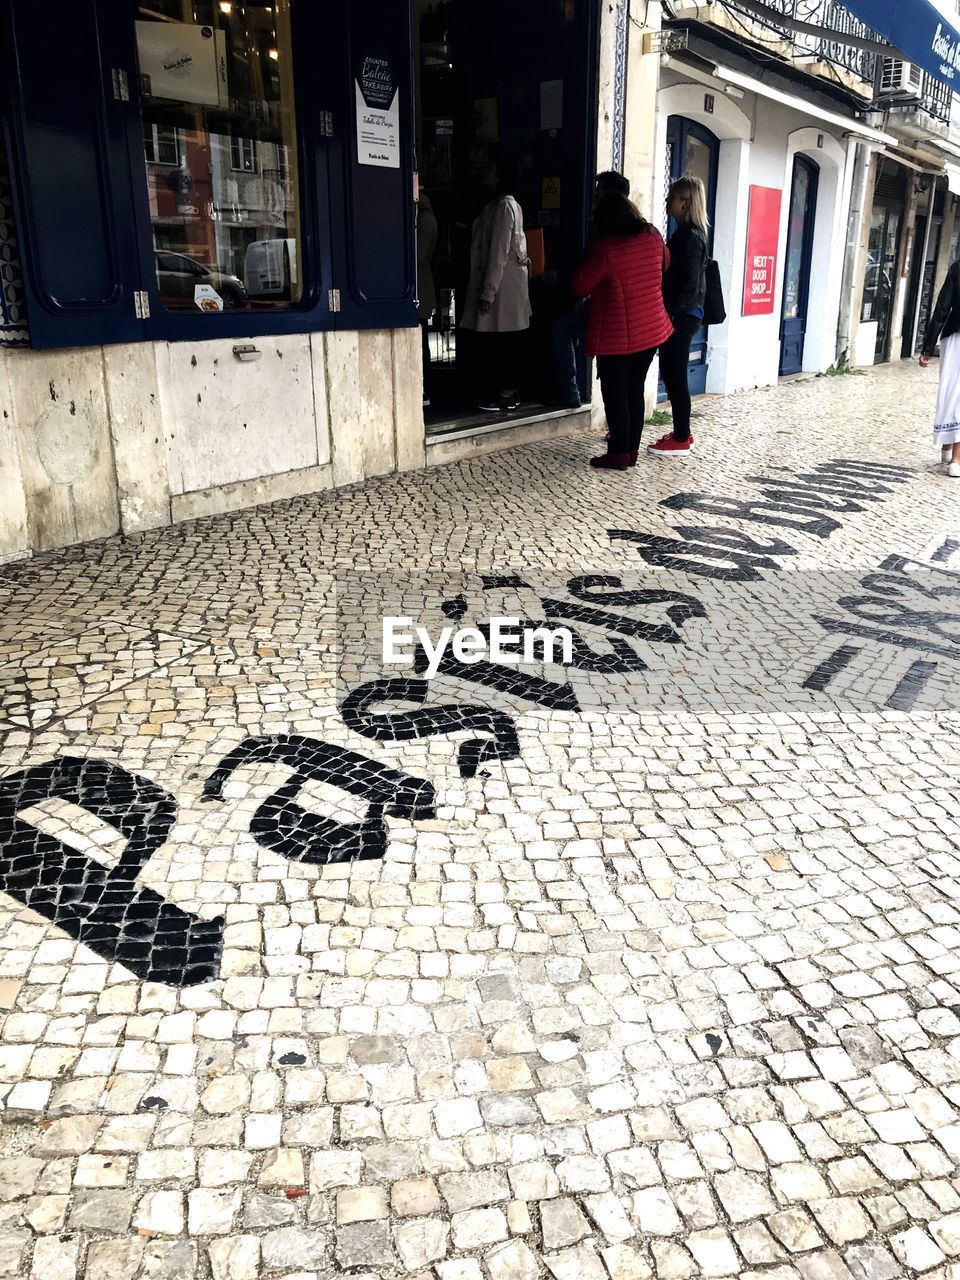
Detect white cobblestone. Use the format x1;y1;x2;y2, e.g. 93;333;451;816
0;363;958;1279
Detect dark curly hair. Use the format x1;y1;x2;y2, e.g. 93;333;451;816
590;192;653;240
596;170;630;198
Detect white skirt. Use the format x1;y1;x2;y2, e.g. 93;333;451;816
934;332;960;445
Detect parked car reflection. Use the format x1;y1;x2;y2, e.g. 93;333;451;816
154;251;248;310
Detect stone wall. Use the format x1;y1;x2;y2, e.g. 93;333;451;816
0;327;425;563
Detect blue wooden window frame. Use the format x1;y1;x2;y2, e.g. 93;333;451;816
1;0;418;350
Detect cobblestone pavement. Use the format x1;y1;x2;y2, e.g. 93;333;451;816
1;359;960;1280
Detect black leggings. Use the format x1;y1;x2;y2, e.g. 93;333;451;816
659;314;701;443
596;348;658;454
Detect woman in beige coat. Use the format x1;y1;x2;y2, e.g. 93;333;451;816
460;159;532;413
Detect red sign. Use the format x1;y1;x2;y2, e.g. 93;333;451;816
742;185;782;317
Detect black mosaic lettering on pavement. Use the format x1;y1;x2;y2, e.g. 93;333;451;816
441;595;469;621
885;660;940;711
542;596;701;646
801;644;862;692
608;527;796;582
818;458;914;480
872;554;960;601
480;575;531;589
660;492;842;539
412;641;580;712
820;555;960;657
657;460;914;545
564;576;707;628
814;614;960;662
474;618;647;675
932;539;959;565
780;467;894;498
744;480;869;515
673;526;799;557
202;736;436;865
0;757;223;987
834;594;960;650
340;678;520;779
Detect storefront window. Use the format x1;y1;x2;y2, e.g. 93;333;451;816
135;0;301;314
861;205;901;360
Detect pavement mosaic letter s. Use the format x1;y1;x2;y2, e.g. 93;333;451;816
340;677;521;779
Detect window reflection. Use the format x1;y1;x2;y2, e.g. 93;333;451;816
135;0;301;313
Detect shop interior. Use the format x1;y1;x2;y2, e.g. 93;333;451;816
413;0;597;433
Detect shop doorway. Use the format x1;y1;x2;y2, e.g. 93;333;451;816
665;116;718;395
860;162;906;364
414;0;599;433
902;189;944;357
779;155;819;376
863;205;902;362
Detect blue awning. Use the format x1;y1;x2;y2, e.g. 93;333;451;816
840;0;960;89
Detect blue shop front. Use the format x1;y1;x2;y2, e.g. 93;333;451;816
0;0;608;563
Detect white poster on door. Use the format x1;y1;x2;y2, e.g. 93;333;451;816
135;21;227;107
355;56;400;169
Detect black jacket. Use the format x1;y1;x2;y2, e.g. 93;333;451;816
923;260;960;356
663;222;707;320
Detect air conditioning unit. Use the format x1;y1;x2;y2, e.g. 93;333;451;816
879;57;923;97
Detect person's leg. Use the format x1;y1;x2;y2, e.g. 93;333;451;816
626;348;658;457
551;309;582;406
479;332;524;410
501;330;524;400
421;321;431;404
477;333;500;408
593;356;631;466
658;315;698;442
950;439;960;476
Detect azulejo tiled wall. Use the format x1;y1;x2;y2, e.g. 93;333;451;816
0;131;27;348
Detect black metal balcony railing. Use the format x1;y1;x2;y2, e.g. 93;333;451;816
914;69;953;125
717;0;953;123
718;0;877;85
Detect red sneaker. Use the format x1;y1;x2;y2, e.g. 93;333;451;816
647;433;692;458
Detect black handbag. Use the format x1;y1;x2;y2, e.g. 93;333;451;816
703;258;726;326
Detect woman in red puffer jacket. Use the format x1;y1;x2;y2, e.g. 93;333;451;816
571;194;673;469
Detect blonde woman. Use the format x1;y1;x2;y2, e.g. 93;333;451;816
648;174;710;458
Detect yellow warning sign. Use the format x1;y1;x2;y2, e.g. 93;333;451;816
542;177;561;209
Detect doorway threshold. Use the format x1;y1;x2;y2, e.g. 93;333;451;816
426;403;591;444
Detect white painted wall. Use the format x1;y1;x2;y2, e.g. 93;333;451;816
655;73;857;394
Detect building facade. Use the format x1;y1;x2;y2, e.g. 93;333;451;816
0;0;662;564
657;0;960;396
3;0;960;564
